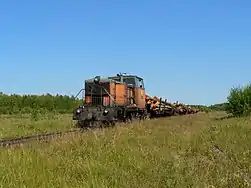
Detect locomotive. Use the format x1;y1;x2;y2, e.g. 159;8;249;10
73;73;149;128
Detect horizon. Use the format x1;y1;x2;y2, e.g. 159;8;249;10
1;0;250;106
0;91;227;106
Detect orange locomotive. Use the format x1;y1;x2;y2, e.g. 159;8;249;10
73;73;150;128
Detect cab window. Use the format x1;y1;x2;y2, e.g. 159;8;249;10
136;78;144;88
109;77;120;82
123;77;135;86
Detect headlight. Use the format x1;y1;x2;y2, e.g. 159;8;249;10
94;76;101;84
103;109;109;116
76;109;81;113
79;105;84;109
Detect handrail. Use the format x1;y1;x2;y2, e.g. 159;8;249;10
77;83;120;107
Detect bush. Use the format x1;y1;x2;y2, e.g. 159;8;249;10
226;83;251;117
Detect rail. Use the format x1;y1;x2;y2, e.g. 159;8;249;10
0;118;143;148
0;128;82;148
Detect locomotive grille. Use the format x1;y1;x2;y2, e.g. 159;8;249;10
90;95;102;106
84;82;111;106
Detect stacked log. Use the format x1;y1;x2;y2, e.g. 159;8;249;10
145;95;174;117
145;94;199;117
173;102;199;115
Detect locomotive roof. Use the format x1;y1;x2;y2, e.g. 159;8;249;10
85;77;121;83
85;74;143;84
109;75;143;80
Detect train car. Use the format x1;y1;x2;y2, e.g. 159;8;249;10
73;73;147;128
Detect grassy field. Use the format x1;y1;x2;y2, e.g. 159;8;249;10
0;112;251;187
0;113;75;138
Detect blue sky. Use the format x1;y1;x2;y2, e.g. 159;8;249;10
0;0;250;105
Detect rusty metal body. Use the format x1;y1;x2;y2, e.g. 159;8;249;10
73;74;147;128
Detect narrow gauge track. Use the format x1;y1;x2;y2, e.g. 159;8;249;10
0;128;82;148
0;113;196;148
0;119;143;148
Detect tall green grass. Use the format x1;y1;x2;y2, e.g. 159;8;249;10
0;112;250;187
0;113;75;138
226;83;251;117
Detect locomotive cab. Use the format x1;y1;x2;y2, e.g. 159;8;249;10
108;74;146;109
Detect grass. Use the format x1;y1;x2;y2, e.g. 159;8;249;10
0;111;251;187
0;113;75;138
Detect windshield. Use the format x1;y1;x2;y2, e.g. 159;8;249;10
123;77;135;85
110;77;120;82
109;77;136;85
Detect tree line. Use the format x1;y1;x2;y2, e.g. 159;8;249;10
189;103;227;112
0;93;82;114
0;92;216;115
1;82;250;117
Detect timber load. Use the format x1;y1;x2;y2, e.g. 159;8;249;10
145;95;198;118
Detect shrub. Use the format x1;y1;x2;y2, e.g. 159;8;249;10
226;83;251;117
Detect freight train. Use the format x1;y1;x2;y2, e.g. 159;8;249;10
72;73;198;128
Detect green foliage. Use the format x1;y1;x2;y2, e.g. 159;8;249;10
209;103;227;111
190;105;211;112
191;103;228;112
0;93;82;115
226;83;251;117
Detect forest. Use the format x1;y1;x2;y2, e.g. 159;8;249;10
0;92;223;115
0;93;81;114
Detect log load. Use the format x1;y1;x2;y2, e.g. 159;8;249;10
145;94;199;117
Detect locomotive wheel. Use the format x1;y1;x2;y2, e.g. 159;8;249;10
76;121;89;129
145;113;151;120
77;120;102;129
110;121;115;127
101;121;116;128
